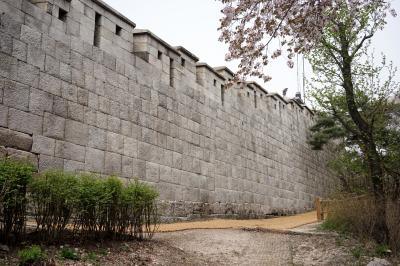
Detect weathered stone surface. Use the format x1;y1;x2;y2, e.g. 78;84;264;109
64;159;85;172
3;80;29;111
105;152;121;175
17;61;39;88
123;136;137;158
55;141;85;162
38;154;64;171
85;147;104;173
146;161;159;183
6;147;37;166
122;156;133;178
8;108;42;135
0;127;32;151
32;135;55;156
20;25;41;48
0;105;8;127
65;120;88;146
106;132;124;154
27;45;45;70
0;146;7;158
12;39;27;61
39;72;62;96
43;112;65;139
29;88;53;115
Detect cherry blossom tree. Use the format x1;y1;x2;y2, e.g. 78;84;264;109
219;0;396;82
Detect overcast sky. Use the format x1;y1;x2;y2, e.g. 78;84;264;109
103;0;400;98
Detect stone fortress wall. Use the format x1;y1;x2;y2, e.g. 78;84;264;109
0;0;337;219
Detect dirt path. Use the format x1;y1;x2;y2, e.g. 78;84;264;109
156;229;292;265
155;228;369;266
1;213;380;265
158;211;317;232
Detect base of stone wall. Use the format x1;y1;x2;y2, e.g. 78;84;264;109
157;200;314;222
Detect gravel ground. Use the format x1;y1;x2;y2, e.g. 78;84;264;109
156;229;292;265
0;228;390;265
156;229;369;266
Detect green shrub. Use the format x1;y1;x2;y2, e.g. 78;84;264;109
122;180;159;239
351;246;364;259
60;247;80;261
375;244;390;257
0;159;35;243
74;176;159;240
29;171;79;240
84;251;99;263
97;176;123;236
18;245;46;265
2;161;159;243
73;174;103;237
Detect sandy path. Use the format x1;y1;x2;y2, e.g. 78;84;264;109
158;211;317;232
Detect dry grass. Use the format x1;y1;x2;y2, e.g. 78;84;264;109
323;194;400;254
386;199;400;254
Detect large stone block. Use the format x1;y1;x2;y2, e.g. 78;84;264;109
145;161;159;182
17;61;39;88
107;115;121;133
43;112;65;139
59;62;72;82
88;126;106;150
8;108;42;135
0;127;32;151
123;136;137;158
20;25;41;48
12;39;27;61
65;120;88;146
104;151;121;175
132;158;145;179
64;159;85;172
160;165;180;185
0;12;22;38
38;154;64;171
6;147;37;166
106;132;123;154
44;55;60;77
55;41;71;64
29;88;53;114
55;141;85;162
32;135;55;156
67;101;84;122
0;52;18;80
39;72;62;96
0;105;7;127
85;147;104;173
121;156;133;178
27;45;45;70
3;80;29;111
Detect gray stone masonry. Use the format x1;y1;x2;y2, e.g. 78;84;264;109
0;0;338;219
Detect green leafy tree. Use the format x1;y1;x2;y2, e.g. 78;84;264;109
306;8;400;197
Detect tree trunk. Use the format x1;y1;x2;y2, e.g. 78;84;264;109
338;25;385;197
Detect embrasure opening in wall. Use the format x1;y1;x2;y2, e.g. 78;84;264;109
94;13;102;47
221;85;225;106
181;58;185;67
116;25;122;36
58;8;68;22
169;58;174;87
158;51;163;60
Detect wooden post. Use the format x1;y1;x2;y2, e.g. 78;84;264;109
315;197;322;221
